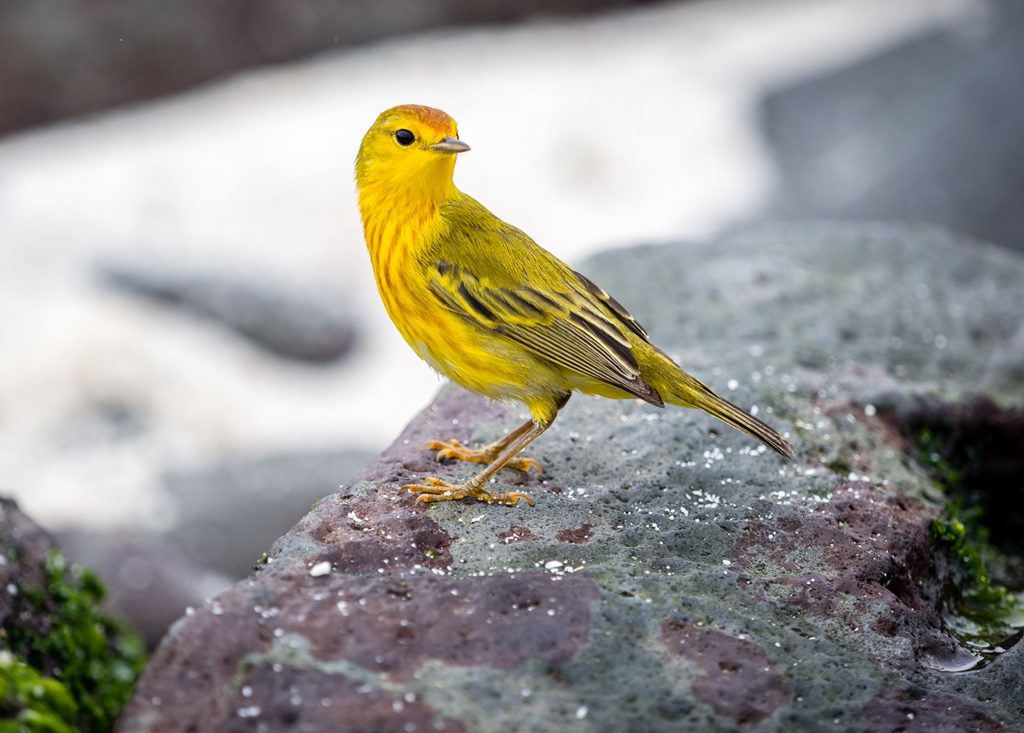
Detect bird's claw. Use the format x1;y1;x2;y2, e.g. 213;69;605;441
426;438;543;475
401;477;534;507
426;438;468;463
506;455;543;474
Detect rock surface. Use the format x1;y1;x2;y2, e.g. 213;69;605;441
118;225;1024;732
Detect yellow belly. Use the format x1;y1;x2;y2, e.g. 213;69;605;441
371;240;557;405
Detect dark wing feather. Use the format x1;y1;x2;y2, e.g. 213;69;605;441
572;270;650;341
428;261;663;406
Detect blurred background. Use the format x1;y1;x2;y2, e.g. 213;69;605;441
1;0;1020;645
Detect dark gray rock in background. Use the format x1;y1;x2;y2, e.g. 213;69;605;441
0;498;62;635
0;0;656;137
759;0;1024;252
164;448;373;578
102;265;359;363
56;530;232;649
118;225;1024;732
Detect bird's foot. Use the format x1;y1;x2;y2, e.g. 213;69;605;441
401;477;535;507
426;438;543;475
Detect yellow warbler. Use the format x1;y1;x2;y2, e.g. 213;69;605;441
356;104;794;507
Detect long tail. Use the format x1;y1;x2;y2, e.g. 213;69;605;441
641;347;795;460
685;384;795;460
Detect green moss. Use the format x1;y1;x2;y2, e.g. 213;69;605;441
1;550;146;732
0;652;77;733
913;425;1024;653
931;511;1024;650
825;458;851;476
253;551;271;571
916;426;965;492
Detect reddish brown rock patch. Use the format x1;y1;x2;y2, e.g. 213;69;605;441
556;523;593;544
118;590;273;730
119;571;599;728
864;690;1020;733
299;572;599;679
309;495;452;572
497;524;538;544
731;482;964;667
661;621;788;724
219;663;467;733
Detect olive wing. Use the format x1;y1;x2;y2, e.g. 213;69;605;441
427;260;663;407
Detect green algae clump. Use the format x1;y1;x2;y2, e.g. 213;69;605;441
931;511;1024;653
1;550;146;732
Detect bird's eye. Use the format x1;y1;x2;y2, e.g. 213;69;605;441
394;129;415;146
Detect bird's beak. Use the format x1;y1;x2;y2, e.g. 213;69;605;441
427;137;471;154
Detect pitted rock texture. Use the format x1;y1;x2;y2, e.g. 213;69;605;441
218;665;469;733
119;225;1024;732
863;691;1018;733
731;482;968;671
661;621;789;724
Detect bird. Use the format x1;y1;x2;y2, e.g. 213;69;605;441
355;104;794;507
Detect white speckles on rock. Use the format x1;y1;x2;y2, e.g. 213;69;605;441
236;705;261;718
309;560;332;577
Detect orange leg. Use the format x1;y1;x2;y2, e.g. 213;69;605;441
403;420;550;507
427;419;542;475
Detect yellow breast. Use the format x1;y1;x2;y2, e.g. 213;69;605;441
362;203;549;403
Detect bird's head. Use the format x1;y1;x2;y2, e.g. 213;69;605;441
355;105;469;200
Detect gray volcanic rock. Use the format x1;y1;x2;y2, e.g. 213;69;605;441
759;3;1024;252
118;225;1024;732
101;265;359;364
